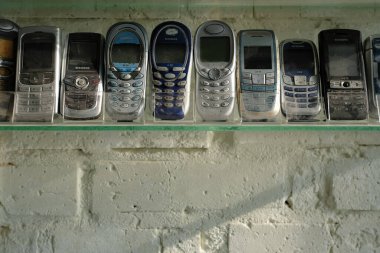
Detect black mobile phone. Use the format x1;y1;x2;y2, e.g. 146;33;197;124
318;29;368;120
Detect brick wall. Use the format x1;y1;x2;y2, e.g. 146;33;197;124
1;1;380;252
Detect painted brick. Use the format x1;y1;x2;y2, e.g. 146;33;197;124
0;150;77;216
229;223;332;253
162;229;200;253
92;161;172;214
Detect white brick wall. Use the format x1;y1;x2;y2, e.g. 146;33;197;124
1;1;380;252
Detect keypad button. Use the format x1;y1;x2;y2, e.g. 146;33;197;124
164;102;174;108
121;73;132;80
119;82;131;88
308;98;318;103
210;82;220;87
30;86;42;92
131;103;139;107
178;73;187;79
242;79;253;85
221;102;229;107
221;80;229;86
121;103;129;108
155;95;163;100
176;96;184;101
43;86;53;91
221;94;230;100
252;74;265;85
210;89;220;94
164;82;175;87
133;81;143;87
164;96;174;101
178;81;186;87
121;89;131;94
154;88;163;93
308;86;318;92
201;87;210;92
164;73;176;79
294;87;307;92
202;81;210;86
220;87;230;92
153;80;162;86
295;93;307;98
284;86;294;91
164;89;175;93
308;103;318;108
212;103;220;108
201;94;210;100
135;73;144;79
119;96;131;102
296;98;307;103
210;96;220;101
242;72;252;79
19;86;30;92
202;101;210;107
265;78;274;85
266;72;275;79
285;92;294;97
283;75;293;85
173;67;185;72
154;72;162;79
297;104;307;108
285;97;295;102
134;88;143;94
108;81;118;87
175;102;183;107
132;95;141;101
308;92;318;98
178;88;186;94
157;66;169;72
156;101;162;106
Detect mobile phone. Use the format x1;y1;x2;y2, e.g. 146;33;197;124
150;21;192;120
105;22;148;121
61;32;104;120
194;20;236;121
14;26;62;122
280;39;321;120
238;30;279;121
364;35;380;118
318;29;368;120
0;19;18;121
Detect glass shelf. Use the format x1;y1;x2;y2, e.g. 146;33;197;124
1;122;380;131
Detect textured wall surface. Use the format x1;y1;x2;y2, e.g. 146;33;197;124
1;0;380;252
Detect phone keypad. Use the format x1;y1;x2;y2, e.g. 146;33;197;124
200;77;233;108
328;92;367;120
153;66;188;117
283;75;320;112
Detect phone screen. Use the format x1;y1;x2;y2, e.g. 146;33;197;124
244;46;272;69
328;43;360;77
155;43;186;64
284;44;315;76
0;38;14;59
68;41;98;71
200;37;230;62
22;41;53;71
112;43;140;64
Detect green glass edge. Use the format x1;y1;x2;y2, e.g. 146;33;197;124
0;124;380;131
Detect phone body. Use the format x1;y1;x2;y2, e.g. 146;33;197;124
105;22;148;121
0;19;19;121
61;32;104;120
14;26;61;122
150;21;192;120
238;30;279;121
364;35;380;118
194;20;236;121
280;39;321;120
318;29;368;120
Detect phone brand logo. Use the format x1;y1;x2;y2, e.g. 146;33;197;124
166;28;178;36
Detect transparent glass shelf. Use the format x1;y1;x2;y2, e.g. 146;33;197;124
1;122;380;131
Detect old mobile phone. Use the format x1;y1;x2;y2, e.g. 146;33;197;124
364;35;380;118
318;29;368;120
61;33;104;120
194;20;236;121
105;22;148;121
238;30;279;121
0;19;18;121
150;21;192;120
14;26;61;122
280;39;321;120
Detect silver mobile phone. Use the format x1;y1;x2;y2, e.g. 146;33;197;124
14;26;61;122
105;22;148;121
239;30;279;121
194;20;236;121
280;39;321;120
364;35;380;118
0;19;18;121
61;32;104;120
